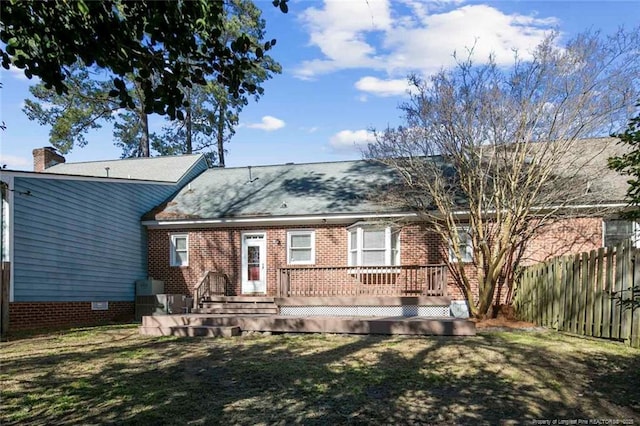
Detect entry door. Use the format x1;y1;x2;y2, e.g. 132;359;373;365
241;232;267;294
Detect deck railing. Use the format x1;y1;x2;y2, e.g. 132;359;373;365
193;271;229;308
277;265;448;297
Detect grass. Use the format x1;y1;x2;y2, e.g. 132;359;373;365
1;325;639;425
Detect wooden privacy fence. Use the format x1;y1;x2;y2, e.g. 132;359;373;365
515;241;639;347
515;240;639;348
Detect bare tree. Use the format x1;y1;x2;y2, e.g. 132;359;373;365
366;29;640;318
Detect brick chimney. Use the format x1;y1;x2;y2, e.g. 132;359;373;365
33;147;65;172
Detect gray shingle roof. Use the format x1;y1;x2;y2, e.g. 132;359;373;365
146;137;630;221
45;154;205;182
149;160;402;220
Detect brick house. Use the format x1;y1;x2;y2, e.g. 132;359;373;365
1;138;633;330
142;137;631;318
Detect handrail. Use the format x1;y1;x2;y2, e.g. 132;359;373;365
193;271;228;309
277;264;448;298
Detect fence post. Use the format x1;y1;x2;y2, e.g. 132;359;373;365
552;257;561;331
621;241;633;344
631;251;639;348
585;249;596;337
593;248;605;338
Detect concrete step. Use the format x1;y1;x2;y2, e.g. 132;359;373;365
200;302;278;309
205;296;275;303
139;325;241;337
193;307;279;315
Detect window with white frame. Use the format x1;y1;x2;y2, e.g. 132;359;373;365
170;234;188;266
287;230;315;265
348;224;399;266
603;219;638;248
449;228;473;263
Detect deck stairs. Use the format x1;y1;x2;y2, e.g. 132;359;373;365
192;296;279;315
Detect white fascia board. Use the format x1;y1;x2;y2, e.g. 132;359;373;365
447;203;627;218
1;174;14;301
0;170;175;185
175;154;207;185
142;212;418;229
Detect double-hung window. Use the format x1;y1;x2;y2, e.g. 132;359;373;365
170;234;189;267
603;219;638;248
287;230;315;265
449;228;473;263
348;224;399;266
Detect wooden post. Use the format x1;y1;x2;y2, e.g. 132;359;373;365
550;258;563;330
632;252;640;348
603;246;614;338
593;248;605;338
585;249;596;336
612;243;624;340
621;241;633;343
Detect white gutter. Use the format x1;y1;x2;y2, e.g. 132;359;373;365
142;212;418;229
142;202;628;229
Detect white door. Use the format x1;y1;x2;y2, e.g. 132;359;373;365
241;232;267;294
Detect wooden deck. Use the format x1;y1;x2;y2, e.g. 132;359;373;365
139;314;476;337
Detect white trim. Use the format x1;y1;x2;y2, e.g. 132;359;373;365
286;230;315;265
0;175;15;302
347;225;399;267
174;154;207;185
142;202;630;229
169;233;189;267
143;212;415;229
0;170;175;185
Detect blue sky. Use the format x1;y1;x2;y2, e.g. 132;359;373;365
1;0;639;170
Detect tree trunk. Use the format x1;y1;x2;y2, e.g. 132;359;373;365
140;111;150;157
217;99;226;168
185;87;192;154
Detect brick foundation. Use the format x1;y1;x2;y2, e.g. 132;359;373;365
8;301;134;331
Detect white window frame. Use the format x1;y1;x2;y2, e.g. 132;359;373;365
170;233;189;267
287;230;315;265
602;219;640;248
449;228;473;263
347;224;400;267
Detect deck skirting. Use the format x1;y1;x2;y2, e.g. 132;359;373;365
279;305;450;317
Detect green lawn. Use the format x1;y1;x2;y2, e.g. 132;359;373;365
1;325;638;425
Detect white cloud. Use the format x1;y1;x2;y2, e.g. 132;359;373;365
0;154;31;170
329;129;376;152
7;65;29;81
355;77;411;97
296;1;559;94
247;116;286;131
295;0;392;79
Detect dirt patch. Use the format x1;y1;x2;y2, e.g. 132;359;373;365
472;317;542;331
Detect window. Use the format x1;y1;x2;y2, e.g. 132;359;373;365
287;230;315;265
170;234;188;266
449;228;473;263
348;224;399;266
603;219;638;247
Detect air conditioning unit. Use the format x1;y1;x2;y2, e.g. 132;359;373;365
135;294;191;321
135;279;164;296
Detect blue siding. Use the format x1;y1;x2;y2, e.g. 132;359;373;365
12;177;177;302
